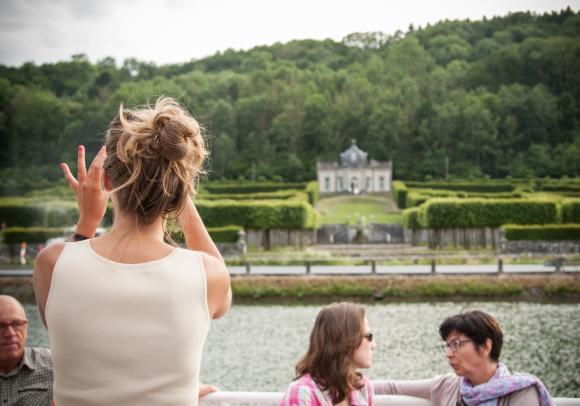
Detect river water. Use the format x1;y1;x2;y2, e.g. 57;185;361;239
24;302;580;397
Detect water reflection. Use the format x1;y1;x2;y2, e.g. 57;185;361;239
24;302;580;397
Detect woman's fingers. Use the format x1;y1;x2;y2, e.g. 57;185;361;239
87;145;107;186
60;163;78;192
77;145;87;182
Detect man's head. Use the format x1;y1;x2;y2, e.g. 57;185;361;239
0;295;28;373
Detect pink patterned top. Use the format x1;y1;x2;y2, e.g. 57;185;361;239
280;373;374;406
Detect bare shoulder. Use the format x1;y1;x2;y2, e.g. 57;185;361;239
198;252;231;318
505;385;540;406
34;242;67;327
35;242;66;274
199;252;229;282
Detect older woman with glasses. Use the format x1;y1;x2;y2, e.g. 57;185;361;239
374;310;554;406
280;302;376;406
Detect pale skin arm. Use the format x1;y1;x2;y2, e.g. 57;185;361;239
179;198;232;319
34;145;109;326
199;384;218;399
373;378;436;400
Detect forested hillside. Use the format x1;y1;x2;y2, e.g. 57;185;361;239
1;8;579;191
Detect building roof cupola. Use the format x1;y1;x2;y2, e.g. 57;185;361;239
339;139;368;167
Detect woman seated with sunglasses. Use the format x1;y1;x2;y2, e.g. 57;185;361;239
374;310;554;406
280;302;376;406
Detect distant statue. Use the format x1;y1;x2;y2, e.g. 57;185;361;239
18;242;26;265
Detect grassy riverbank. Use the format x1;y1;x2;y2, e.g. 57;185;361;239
4;275;579;304
231;275;580;302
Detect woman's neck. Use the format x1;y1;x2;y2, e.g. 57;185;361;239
108;212;165;242
466;361;498;386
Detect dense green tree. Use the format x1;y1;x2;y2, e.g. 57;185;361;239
1;8;579;188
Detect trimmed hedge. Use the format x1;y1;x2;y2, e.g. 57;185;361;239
402;208;421;229
203;182;307;194
391;181;408;208
405;189;527;209
406;192;430;208
0;198;78;227
171;225;243;244
198;190;308;202
195;200;320;230
405;181;515;193
502;224;580;241
561;199;580;223
420;198;558;229
305;181;319;205
3;227;66;244
539;183;580;193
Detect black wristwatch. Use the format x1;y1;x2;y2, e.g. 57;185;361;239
72;233;90;241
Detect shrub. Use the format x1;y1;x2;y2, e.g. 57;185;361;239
0;198;78;227
539;184;580;193
405;181;515;193
502;224;580;241
420;198;558;228
402;208;421;229
203;181;307;194
198;190;307;201
305;181;319;205
195;200;320;229
0;198;44;227
406;192;429;208
3;227;66;244
391;181;408;208
171;225;243;244
561;199;580;223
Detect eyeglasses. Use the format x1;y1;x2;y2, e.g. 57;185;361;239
363;332;373;342
0;320;28;333
440;339;471;353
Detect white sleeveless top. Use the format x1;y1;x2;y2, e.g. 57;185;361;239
46;240;211;406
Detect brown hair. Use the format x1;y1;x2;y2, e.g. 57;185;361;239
296;302;366;404
439;310;503;362
104;97;206;225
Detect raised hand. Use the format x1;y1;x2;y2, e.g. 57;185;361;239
60;145;110;238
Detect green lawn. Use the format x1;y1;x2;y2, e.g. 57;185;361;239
316;195;402;224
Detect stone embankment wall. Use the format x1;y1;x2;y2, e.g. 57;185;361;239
406;228;501;249
317;224;404;244
501;240;580;254
406;228;580;253
245;229;317;249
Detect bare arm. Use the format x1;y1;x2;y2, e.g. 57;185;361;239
373;378;437;400
33;243;65;327
180;197;231;318
178;197;223;262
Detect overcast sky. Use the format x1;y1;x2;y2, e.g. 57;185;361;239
1;0;579;67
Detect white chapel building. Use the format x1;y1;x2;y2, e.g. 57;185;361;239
316;139;392;195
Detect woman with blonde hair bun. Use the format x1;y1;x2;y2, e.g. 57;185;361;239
34;97;231;406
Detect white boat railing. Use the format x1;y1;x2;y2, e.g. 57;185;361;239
200;391;580;405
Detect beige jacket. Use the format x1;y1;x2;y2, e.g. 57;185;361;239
374;373;541;406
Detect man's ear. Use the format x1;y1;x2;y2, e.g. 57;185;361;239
103;171;113;191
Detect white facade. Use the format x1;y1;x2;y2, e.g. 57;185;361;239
317;140;392;194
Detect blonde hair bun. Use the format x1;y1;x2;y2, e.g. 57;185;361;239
104;97;206;224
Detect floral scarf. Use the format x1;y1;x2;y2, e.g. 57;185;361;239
459;363;554;406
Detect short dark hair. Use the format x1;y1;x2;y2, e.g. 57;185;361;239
439;310;503;362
